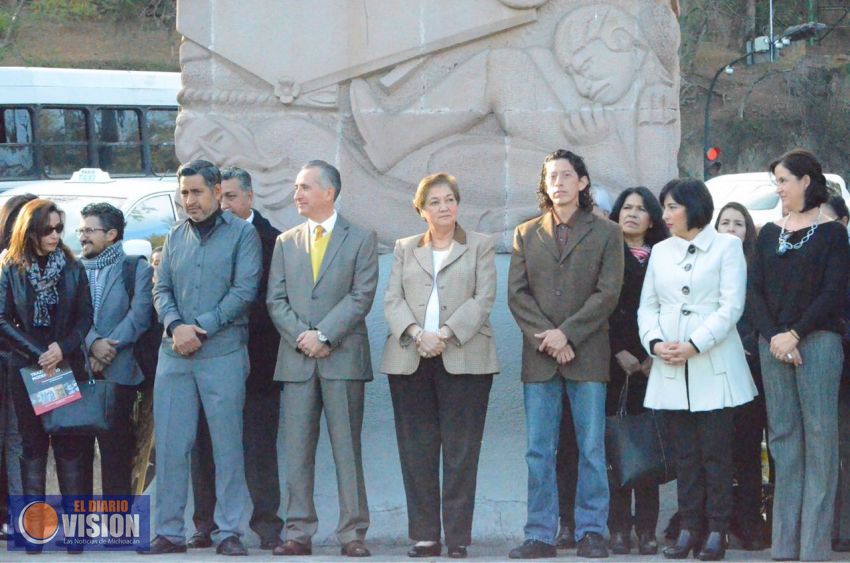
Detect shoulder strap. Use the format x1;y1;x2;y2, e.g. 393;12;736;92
122;255;145;302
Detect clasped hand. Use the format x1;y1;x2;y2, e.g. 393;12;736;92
89;338;119;373
769;332;802;366
38;342;63;376
534;329;574;365
172;324;207;356
417;331;446;358
297;330;331;359
654;341;698;366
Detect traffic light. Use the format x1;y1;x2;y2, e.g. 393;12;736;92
704;147;722;179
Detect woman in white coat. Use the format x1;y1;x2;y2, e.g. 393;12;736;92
638;178;757;561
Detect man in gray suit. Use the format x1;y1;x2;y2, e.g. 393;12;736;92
267;160;378;557
78;203;153;495
145;160;262;556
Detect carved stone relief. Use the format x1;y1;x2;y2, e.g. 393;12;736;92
175;0;680;251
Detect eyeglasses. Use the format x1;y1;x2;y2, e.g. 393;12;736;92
74;227;107;236
40;223;64;236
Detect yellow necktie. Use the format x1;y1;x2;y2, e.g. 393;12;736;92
311;225;329;282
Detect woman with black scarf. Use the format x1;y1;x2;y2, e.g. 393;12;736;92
0;198;92;553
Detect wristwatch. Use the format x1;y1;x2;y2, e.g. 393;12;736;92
316;330;329;344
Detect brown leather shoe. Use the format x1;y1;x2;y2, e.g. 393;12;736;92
272;540;312;556
341;540;371;557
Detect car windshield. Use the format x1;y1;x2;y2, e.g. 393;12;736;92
0;194;127;254
712;182;778;211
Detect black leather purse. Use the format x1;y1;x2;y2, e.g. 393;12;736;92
605;373;676;489
41;343;117;435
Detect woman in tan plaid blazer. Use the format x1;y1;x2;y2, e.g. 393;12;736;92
381;173;498;559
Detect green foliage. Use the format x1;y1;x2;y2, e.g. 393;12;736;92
31;0;173;22
0;10;11;37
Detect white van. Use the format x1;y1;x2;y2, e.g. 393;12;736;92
707;172;849;227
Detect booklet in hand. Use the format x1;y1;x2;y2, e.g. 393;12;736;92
19;361;82;416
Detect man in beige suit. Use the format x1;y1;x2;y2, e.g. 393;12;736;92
507;150;623;559
267;160;378;558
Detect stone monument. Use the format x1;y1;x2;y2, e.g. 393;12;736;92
175;0;681;251
172;0;682;545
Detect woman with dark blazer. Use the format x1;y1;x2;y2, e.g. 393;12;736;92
606;187;668;556
714;202;769;550
381;173;498;559
0;193;37;541
748;149;850;561
0;199;93;552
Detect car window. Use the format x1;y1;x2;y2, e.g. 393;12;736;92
125;193;176;250
737;183;778;210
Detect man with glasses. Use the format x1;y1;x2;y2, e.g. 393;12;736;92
78;203;154;496
144;160;262;556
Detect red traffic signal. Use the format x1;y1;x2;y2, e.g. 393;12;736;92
706;147;721;161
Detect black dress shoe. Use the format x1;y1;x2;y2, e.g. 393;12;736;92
139;535;188;555
663;529;701;559
834;539;850;552
187;531;214;549
273;540;312;556
576;532;609;558
697;532;726;561
408;542;441;557
341;540;371;557
508;539;557;559
556;523;576;549
447;545;467;558
260;537;281;550
637;532;659;555
610;531;631;555
217;536;248;556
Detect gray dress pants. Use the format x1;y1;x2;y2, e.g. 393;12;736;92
760;331;843;561
153;347;250;544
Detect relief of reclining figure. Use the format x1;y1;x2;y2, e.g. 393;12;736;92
351;3;680;191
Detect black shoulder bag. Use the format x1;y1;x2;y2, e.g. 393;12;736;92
605;373;676;489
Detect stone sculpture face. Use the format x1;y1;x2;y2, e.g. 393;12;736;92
556;5;647;106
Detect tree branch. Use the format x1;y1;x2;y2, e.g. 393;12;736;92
0;0;25;50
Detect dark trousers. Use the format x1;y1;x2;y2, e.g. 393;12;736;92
556;393;578;529
732;394;766;530
8;360;89;485
191;388;283;541
667;408;734;534
81;384;137;495
605;372;660;535
388;358;492;546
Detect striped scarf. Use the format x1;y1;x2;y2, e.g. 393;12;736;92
80;243;124;315
629;245;651;265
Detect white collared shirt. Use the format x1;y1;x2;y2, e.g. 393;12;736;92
245;210;255;224
307;211;338;241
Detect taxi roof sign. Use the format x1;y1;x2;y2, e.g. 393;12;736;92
67;168;114;184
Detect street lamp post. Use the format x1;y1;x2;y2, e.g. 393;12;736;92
701;21;827;180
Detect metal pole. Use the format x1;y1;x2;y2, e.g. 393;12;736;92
703;54;751;180
769;0;775;61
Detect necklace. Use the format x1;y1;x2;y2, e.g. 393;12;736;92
776;209;821;256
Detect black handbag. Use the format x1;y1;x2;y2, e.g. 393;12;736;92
605;373;675;489
41;345;117;435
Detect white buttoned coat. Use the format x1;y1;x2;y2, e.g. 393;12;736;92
638;226;757;411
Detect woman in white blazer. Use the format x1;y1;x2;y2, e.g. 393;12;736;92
637;179;756;561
